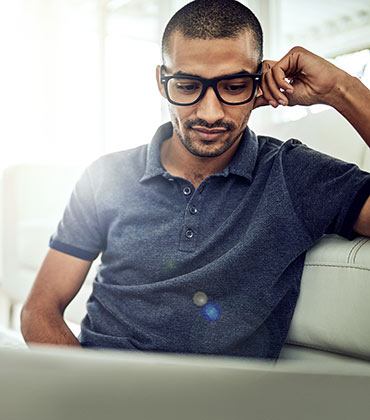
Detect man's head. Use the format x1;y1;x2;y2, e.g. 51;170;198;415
157;0;264;159
161;0;263;65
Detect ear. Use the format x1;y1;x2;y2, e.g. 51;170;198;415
253;90;269;109
156;65;167;99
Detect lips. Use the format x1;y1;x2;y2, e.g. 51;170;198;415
192;127;227;141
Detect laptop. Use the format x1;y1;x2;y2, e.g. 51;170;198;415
1;344;370;420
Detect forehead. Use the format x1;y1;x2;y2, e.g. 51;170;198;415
165;31;259;77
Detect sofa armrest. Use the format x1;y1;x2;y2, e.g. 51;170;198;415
287;234;370;360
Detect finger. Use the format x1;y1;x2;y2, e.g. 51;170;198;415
271;65;295;94
263;70;288;107
276;46;308;75
260;60;294;107
267;66;297;106
258;64;277;107
263;60;277;70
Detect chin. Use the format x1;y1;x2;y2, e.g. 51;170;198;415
184;138;235;158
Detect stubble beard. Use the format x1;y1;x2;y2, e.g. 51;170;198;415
171;114;250;158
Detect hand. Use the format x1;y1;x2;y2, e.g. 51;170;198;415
253;46;348;109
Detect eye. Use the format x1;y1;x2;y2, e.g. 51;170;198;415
226;84;246;92
175;81;201;94
219;78;253;95
222;82;249;93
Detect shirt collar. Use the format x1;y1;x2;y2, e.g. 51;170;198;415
140;122;172;183
227;126;259;182
140;122;259;183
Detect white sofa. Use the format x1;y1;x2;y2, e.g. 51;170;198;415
1;109;370;367
281;234;370;364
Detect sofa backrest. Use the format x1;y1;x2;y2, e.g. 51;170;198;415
252;108;370;172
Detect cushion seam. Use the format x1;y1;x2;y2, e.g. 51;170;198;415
285;339;370;362
304;263;370;272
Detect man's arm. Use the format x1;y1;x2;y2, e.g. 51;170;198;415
254;46;370;236
354;196;370;237
21;248;92;347
254;46;370;146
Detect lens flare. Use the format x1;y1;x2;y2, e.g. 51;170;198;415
202;302;221;321
193;291;208;307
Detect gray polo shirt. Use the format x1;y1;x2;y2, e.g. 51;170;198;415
50;122;370;359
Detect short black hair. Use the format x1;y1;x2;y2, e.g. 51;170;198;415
162;0;263;64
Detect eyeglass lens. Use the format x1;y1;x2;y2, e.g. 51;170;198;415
167;76;256;105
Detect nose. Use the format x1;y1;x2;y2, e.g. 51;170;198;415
195;86;225;124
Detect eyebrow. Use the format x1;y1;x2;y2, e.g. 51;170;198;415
172;69;255;78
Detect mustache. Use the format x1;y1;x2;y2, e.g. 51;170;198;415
184;119;236;131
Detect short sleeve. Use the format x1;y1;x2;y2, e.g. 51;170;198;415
49;164;105;261
280;140;370;241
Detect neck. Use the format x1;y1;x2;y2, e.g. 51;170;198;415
160;133;242;189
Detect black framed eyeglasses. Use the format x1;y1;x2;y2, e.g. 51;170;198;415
160;64;262;106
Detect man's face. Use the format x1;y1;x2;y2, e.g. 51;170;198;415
157;31;260;158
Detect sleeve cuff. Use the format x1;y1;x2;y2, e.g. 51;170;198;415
49;238;100;261
340;177;370;239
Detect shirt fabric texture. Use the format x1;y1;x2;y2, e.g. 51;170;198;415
50;122;370;360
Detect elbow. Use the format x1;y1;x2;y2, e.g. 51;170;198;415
20;299;47;339
20;302;34;339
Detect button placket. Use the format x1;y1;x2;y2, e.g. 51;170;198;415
178;185;203;252
186;194;199;237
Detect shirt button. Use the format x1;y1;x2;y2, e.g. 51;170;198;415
183;186;192;196
185;229;194;239
168;178;174;182
189;205;198;215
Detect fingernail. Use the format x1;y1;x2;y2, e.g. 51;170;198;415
278;99;287;106
269;100;278;107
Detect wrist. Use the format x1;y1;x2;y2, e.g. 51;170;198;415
325;71;358;111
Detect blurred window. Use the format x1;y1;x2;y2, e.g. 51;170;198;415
104;1;163;153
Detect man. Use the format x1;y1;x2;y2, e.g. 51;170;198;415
21;0;370;360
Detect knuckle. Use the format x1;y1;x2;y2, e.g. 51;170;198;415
290;46;307;54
